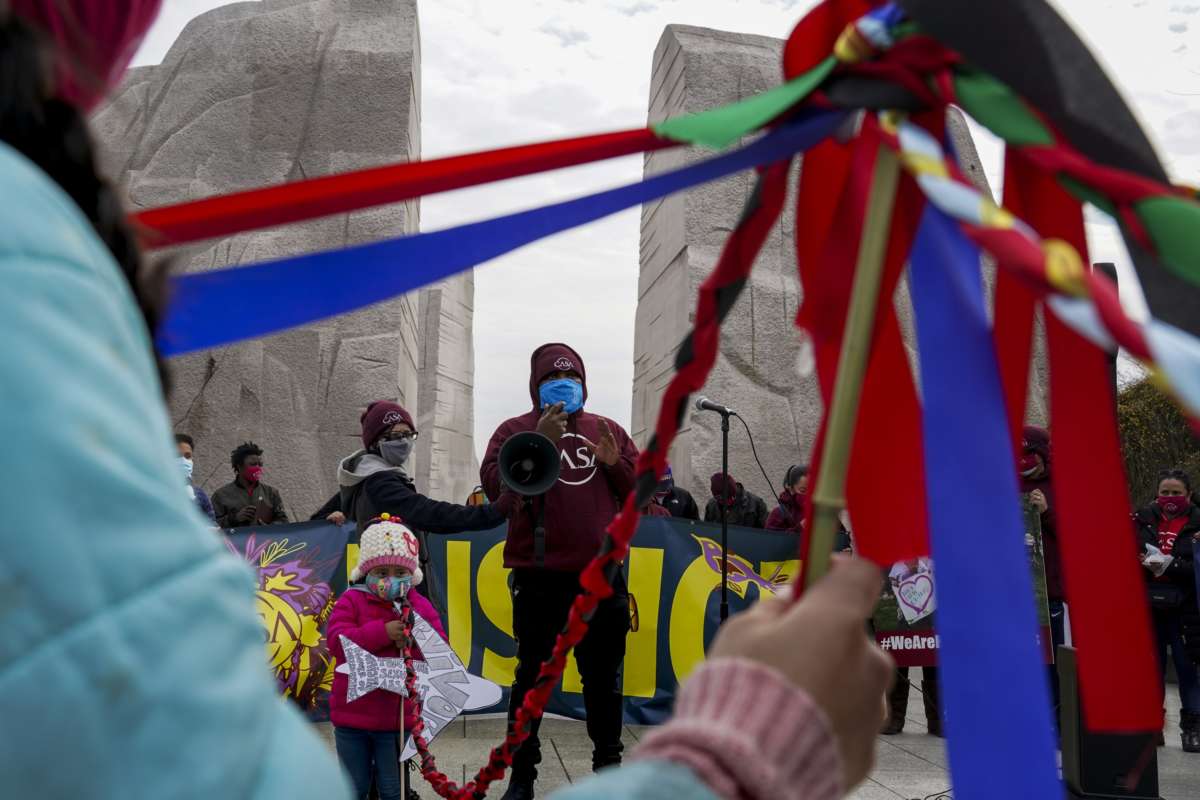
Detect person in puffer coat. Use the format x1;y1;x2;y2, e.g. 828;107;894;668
328;516;448;799
0;2;349;798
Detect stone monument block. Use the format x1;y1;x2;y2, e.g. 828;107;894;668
633;25;1042;509
94;0;477;517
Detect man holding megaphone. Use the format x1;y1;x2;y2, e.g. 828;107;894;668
481;343;638;800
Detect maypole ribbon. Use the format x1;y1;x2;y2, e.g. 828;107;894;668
368;114;833;798
1034;178;1162;734
891;119;1200;421
133;51;840;249
991;153;1042;454
796;121;930;570
910;204;1061;799
894;117;1163;731
133;128;672;248
158;112;842;357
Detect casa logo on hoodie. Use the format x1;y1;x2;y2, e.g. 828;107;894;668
557;432;597;486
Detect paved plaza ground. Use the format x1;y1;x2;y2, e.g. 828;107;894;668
315;680;1198;799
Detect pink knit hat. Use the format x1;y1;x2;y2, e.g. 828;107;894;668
9;0;163;109
350;514;423;585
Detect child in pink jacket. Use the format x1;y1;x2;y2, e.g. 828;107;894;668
328;515;447;800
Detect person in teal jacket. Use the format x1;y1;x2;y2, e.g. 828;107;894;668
0;6;895;800
0;2;350;797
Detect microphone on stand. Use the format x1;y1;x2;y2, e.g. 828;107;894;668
694;396;736;416
695;395;735;622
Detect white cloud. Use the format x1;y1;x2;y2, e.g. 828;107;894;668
614;1;659;16
539;21;592;47
134;0;1195;463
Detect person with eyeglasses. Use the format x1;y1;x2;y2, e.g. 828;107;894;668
338;400;518;537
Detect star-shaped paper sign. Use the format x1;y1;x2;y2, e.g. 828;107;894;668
399;614;503;760
337;635;409;703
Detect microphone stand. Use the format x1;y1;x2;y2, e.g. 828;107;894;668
719;411;730;623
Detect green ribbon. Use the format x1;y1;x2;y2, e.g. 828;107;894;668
654;56;836;149
957;67;1200;287
1135;195;1200;283
953;69;1054;148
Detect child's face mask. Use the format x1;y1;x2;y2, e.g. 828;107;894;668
368;572;412;601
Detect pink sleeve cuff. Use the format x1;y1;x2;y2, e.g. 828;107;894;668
632;658;842;800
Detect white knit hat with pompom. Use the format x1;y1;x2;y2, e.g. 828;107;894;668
350;514;424;585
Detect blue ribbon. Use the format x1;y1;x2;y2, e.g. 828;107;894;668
159;112;842;356
909;205;1061;798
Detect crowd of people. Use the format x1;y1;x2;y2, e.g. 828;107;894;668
167;366;1200;787
4;4;1200;800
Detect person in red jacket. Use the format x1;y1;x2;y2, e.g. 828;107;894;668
328;516;448;800
1134;469;1200;752
481;343;637;800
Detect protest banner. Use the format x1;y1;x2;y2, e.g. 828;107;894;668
872;498;1052;666
224;520;352;718
421;516;798;724
225;517;795;724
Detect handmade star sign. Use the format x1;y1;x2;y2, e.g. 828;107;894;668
399;613;503;761
337;635;409;703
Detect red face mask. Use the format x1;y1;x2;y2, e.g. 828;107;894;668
245;465;264;484
1157;495;1190;517
1018;453;1040;476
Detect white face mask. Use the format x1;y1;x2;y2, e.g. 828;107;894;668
179;456;194;482
380;438;413;468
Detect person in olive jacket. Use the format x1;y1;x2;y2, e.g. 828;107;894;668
211;441;288;528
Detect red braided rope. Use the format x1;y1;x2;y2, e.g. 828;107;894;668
396;159;795;799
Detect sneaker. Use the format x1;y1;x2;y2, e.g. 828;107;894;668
500;779;535;800
1182;712;1200;754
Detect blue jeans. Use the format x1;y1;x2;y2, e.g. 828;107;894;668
1047;599;1066;725
1153;610;1200;714
334;726;402;800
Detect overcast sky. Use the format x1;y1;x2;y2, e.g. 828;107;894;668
134;1;1198;460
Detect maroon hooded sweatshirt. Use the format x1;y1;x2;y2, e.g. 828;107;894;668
481;343;638;572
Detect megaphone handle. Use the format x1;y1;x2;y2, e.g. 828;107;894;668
531;501;547;569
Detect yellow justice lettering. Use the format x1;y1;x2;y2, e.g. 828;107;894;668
623;546;664;698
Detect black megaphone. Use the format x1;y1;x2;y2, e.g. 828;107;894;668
498;431;561;496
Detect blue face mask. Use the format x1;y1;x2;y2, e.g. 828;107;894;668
368;574;412;601
179;456;194;482
539;378;584;414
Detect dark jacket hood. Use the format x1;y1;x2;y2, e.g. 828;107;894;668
529;342;588;411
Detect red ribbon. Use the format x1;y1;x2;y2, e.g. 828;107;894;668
132;127;673;248
994;152;1043;453
795;124;929;568
1022;172;1161;731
